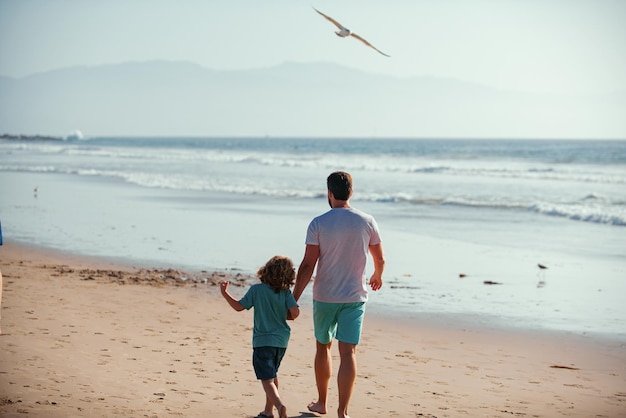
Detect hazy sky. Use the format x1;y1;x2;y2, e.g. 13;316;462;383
1;0;625;95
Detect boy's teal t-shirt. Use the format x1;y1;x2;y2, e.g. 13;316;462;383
239;283;298;348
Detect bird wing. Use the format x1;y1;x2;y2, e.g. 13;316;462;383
350;33;390;57
313;7;346;31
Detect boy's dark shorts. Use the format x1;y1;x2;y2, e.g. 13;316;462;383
252;346;287;380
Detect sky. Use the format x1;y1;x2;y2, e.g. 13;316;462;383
1;0;625;95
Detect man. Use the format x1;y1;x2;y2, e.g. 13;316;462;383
293;171;385;418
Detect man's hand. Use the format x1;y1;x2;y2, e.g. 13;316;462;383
369;274;382;291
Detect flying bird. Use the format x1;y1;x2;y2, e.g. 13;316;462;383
313;7;390;57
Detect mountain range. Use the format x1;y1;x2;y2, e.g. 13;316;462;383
1;60;624;138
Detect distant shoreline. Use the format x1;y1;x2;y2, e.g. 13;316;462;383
1;133;64;141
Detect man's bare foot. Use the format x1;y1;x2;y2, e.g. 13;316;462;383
256;412;273;418
278;405;288;418
307;401;327;415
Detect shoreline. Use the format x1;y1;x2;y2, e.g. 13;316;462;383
1;241;625;417
3;168;625;340
6;239;624;343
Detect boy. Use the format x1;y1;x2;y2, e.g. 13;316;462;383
220;255;300;418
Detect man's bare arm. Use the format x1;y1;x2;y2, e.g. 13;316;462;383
368;243;385;291
293;244;320;301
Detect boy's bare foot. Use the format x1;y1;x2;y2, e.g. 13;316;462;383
278;405;288;418
307;401;327;414
256;412;273;418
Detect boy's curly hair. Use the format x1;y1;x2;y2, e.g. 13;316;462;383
257;255;296;293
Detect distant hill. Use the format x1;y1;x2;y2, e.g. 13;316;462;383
0;60;624;138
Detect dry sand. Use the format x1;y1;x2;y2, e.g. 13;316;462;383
1;241;624;417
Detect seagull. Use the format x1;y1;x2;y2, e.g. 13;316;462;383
313;7;390;57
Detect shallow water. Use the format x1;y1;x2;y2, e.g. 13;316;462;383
1;137;625;339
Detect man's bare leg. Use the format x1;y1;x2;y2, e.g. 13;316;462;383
308;340;332;414
337;342;357;418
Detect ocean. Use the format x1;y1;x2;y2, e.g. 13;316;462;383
1;137;625;339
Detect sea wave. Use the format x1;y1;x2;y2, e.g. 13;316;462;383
355;193;626;226
529;203;626;226
6;164;624;227
2;141;625;185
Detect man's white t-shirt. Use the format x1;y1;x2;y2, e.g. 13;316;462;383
305;207;382;303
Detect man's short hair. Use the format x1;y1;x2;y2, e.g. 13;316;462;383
327;171;353;201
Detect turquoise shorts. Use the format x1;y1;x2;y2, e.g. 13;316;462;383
313;301;366;345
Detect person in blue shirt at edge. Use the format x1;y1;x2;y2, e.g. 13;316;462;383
0;219;3;336
293;171;386;418
220;255;300;418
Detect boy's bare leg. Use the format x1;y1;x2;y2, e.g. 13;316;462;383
262;392;273;417
337;342;357;418
308;340;332;414
261;377;287;418
260;376;275;417
278;405;287;418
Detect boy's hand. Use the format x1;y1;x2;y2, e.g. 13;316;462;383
220;281;229;294
287;306;300;321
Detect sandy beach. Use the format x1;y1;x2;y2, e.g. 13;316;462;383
0;241;625;418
